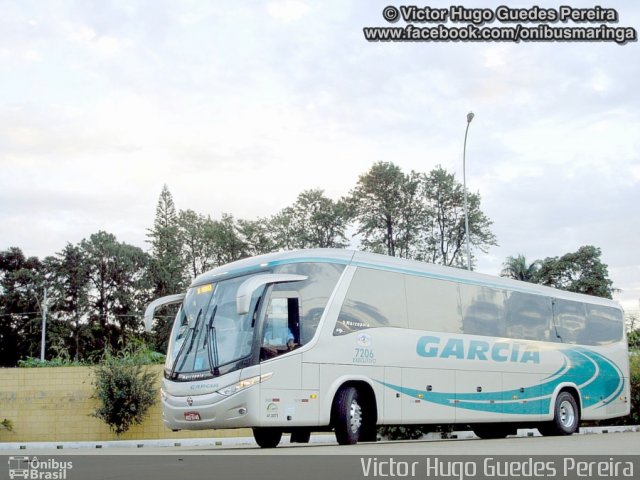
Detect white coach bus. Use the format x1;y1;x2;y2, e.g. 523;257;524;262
144;249;630;448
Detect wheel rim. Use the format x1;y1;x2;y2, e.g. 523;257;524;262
349;398;362;434
559;400;575;428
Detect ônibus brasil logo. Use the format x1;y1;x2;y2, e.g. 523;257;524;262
8;456;73;479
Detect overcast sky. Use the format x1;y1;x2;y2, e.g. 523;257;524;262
1;0;639;313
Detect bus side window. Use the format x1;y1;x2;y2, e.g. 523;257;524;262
460;285;506;338
273;262;346;340
553;299;586;344
505;293;552;342
406;276;462;334
579;305;623;346
334;267;407;335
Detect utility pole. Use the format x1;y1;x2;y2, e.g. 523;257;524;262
40;287;47;362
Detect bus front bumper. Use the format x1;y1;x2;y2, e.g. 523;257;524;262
161;387;259;431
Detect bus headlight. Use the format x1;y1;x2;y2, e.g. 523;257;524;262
216;372;273;397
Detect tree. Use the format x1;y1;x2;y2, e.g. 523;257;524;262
236;218;276;257
45;244;91;360
178;210;249;278
207;213;246;266
348;163;497;266
501;254;540;282
418;167;497;268
627;313;639;350
146;186;187;353
271;189;349;250
348;162;424;258
81;231;151;356
92;346;158;436
147;185;186;297
535;245;615;298
0;247;45;365
177;209;216;279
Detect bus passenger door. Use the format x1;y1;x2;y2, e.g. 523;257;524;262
259;292;306;425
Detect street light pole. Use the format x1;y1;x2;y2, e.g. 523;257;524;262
40;287;47;361
463;111;474;271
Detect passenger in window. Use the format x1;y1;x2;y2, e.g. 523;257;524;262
261;316;295;359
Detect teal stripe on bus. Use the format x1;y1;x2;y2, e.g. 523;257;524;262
377;346;625;416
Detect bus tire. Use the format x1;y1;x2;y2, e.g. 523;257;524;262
360;424;378;443
471;424;510;439
253;427;282;448
333;386;363;445
290;430;311;444
538;391;579;436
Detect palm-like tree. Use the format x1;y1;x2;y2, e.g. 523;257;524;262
501;254;540;282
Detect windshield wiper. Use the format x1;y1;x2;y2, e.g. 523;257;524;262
204;305;220;376
171;309;202;378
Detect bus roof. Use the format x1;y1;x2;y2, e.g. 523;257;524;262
190;248;621;310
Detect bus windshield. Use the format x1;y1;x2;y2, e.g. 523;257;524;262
166;275;261;381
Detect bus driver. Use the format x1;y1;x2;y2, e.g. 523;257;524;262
262;311;295;359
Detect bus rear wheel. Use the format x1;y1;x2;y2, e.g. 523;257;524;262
538;391;579;436
253;427;282;448
333;386;364;445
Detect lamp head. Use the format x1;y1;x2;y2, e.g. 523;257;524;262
467;112;475;123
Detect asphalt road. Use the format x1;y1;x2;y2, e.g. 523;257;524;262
3;431;639;456
3;434;638;480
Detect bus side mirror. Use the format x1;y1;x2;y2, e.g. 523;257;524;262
144;294;186;332
236;274;307;315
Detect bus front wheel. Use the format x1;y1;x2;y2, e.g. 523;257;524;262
333;386;364;445
538;391;580;436
253;427;282;448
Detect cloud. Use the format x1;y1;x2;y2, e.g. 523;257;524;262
266;1;312;23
